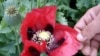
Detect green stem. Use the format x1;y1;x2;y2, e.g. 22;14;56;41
12;26;20;55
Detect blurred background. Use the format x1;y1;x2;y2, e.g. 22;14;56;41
0;0;100;56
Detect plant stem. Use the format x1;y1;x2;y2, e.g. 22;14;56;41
12;26;20;55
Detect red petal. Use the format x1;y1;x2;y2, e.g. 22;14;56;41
21;49;33;56
20;40;47;56
49;24;80;56
31;6;57;28
20;6;57;43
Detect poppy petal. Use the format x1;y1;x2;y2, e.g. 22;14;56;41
21;40;47;56
20;6;57;43
49;24;80;56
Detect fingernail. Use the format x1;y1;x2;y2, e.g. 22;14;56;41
77;33;86;42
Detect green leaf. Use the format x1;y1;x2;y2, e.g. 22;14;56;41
46;2;56;6
48;0;56;3
57;12;68;25
5;32;15;40
65;7;78;19
46;0;57;6
0;2;4;16
0;20;7;27
0;26;12;33
15;37;21;45
62;0;70;6
0;51;10;56
21;0;31;10
0;20;12;34
0;20;12;33
76;0;93;9
0;33;6;42
40;53;47;56
0;42;16;54
98;51;100;56
96;0;100;4
21;0;36;11
19;5;26;16
4;0;18;8
0;0;4;3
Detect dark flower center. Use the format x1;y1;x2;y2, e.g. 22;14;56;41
47;37;65;52
29;46;40;56
45;24;54;33
57;38;65;46
27;24;54;47
27;24;65;52
27;28;35;40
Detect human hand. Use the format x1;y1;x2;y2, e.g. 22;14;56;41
74;5;100;56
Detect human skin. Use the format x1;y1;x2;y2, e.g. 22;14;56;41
74;4;100;56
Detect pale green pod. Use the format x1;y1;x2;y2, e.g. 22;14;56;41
3;5;21;26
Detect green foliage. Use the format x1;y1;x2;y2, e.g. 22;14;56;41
0;0;100;56
57;12;68;25
40;53;48;56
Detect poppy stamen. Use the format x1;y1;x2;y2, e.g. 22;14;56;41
31;30;54;47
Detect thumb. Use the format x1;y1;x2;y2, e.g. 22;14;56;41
77;14;100;42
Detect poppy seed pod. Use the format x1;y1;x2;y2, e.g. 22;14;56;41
3;5;21;26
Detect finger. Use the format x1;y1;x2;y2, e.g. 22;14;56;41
79;12;100;42
90;48;98;56
74;4;100;32
74;10;95;32
79;42;84;50
93;34;100;42
82;41;91;55
92;4;100;16
90;40;99;56
78;42;84;50
77;33;86;42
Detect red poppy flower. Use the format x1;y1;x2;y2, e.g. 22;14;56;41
20;6;80;56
